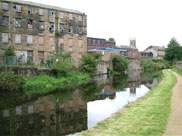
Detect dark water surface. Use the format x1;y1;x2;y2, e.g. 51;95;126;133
0;71;160;136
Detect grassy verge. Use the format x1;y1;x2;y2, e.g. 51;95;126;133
80;70;177;136
24;71;90;95
171;67;182;75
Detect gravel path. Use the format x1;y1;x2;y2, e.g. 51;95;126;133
164;70;182;136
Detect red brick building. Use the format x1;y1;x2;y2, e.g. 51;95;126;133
87;37;115;50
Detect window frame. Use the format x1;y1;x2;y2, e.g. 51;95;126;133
2;2;9;10
15;18;21;27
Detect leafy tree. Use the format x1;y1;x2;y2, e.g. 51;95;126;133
4;47;15;56
164;38;182;62
109;38;115;41
111;55;129;73
79;53;101;74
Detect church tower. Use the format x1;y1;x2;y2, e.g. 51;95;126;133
130;38;136;48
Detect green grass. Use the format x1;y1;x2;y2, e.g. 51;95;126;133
80;70;177;136
24;71;90;95
172;67;182;75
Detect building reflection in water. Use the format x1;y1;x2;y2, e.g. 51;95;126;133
0;70;160;136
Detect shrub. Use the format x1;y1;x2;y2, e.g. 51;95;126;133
111;55;129;73
79;53;101;74
0;71;25;92
4;47;15;56
51;52;73;77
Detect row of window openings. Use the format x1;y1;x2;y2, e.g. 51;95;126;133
2;2;83;21
2;17;82;33
88;40;105;46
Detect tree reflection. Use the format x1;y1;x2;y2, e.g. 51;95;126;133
79;81;102;101
111;74;128;90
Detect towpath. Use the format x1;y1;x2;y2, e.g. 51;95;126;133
164;70;182;136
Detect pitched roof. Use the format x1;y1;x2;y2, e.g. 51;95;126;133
146;46;165;51
3;0;83;14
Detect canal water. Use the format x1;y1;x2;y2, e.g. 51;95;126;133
0;71;160;136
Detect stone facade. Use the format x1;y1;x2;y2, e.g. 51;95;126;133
176;61;182;70
0;0;87;66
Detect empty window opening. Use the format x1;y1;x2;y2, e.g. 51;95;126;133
2;33;9;43
60;12;64;18
2;2;8;10
60;24;64;33
68;26;73;33
49;22;54;31
79;27;82;34
27;35;33;44
15;34;21;44
39;21;44;30
28;6;33;14
69;46;73;52
88;39;91;46
15;18;21;27
28;20;33;29
49;10;54;17
38;51;44;58
2;16;9;26
39;8;44;15
14;5;21;12
69;14;73;20
79;15;82;22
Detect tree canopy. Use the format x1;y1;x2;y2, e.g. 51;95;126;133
164;38;182;63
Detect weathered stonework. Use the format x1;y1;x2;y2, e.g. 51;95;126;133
0;0;87;66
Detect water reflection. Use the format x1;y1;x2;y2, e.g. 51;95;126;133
0;71;160;136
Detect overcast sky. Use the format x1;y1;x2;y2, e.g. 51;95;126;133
29;0;182;51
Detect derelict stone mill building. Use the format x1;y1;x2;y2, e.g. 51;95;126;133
0;0;87;65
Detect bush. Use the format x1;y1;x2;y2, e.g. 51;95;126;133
51;52;73;77
140;59;170;72
79;53;101;74
4;47;15;56
111;55;129;73
0;71;25;92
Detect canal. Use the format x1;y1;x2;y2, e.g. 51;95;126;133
0;71;161;136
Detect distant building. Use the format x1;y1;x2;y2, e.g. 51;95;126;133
0;0;87;65
144;46;165;59
87;37;116;50
140;51;153;59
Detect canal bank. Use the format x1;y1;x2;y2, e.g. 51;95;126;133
79;70;177;136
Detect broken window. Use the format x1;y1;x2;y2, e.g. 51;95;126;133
2;2;8;10
60;12;64;18
15;18;21;27
27;35;33;44
15;34;21;44
39;21;44;30
15;5;21;12
38;51;44;58
49;10;54;17
68;26;73;33
27;51;33;57
2;33;9;43
79;27;82;34
28;20;33;29
69;14;73;20
60;24;64;33
28;6;33;14
2;16;9;26
79;15;82;22
49;22;54;31
39;8;44;15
